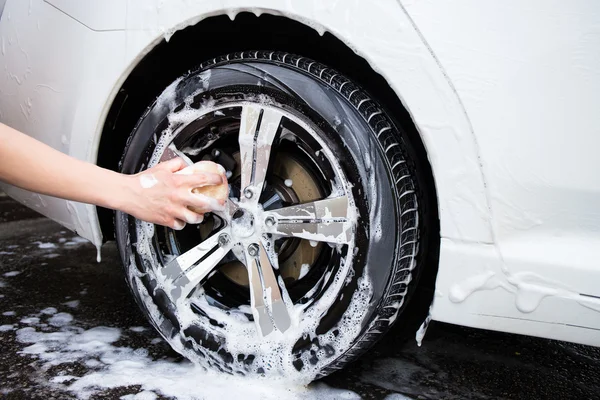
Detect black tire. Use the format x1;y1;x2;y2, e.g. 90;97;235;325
115;51;428;379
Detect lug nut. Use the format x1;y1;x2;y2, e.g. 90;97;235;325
218;233;230;247
264;216;276;227
243;188;253;199
248;243;259;257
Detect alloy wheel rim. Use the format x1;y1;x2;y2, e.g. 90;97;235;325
140;100;358;338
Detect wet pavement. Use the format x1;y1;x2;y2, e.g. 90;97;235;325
1;193;600;399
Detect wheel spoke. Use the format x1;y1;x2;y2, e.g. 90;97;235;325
160;229;231;303
238;105;283;206
256;241;292;333
243;242;292;336
246;248;274;337
264;196;353;244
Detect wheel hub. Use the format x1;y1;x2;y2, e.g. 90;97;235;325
230;208;256;239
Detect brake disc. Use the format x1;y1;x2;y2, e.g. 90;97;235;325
216;151;324;286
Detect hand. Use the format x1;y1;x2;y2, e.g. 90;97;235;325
0;124;229;228
123;158;227;230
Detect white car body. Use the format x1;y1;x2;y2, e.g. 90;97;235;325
1;0;599;347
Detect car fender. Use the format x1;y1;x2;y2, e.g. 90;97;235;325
1;0;493;247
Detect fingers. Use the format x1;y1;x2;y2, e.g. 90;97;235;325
175;207;204;229
159;157;188;173
191;192;226;212
177;172;224;188
180;208;205;225
163;209;202;230
185;191;225;213
172;218;186;231
159;216;186;230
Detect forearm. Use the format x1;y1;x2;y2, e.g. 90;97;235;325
0;123;228;229
0;123;133;210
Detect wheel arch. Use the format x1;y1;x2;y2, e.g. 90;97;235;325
97;12;439;237
94;6;476;326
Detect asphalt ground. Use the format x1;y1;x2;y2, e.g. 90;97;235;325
1;193;600;399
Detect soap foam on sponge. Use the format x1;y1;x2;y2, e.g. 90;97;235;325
176;161;229;214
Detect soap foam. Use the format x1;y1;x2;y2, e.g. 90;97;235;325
131;93;370;382
139;174;159;189
298;264;311;279
8;308;360;399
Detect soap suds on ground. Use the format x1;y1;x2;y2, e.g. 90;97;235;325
35;242;57;249
3;307;360;400
63;300;80;309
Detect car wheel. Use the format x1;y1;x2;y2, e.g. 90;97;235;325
115;51;426;380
